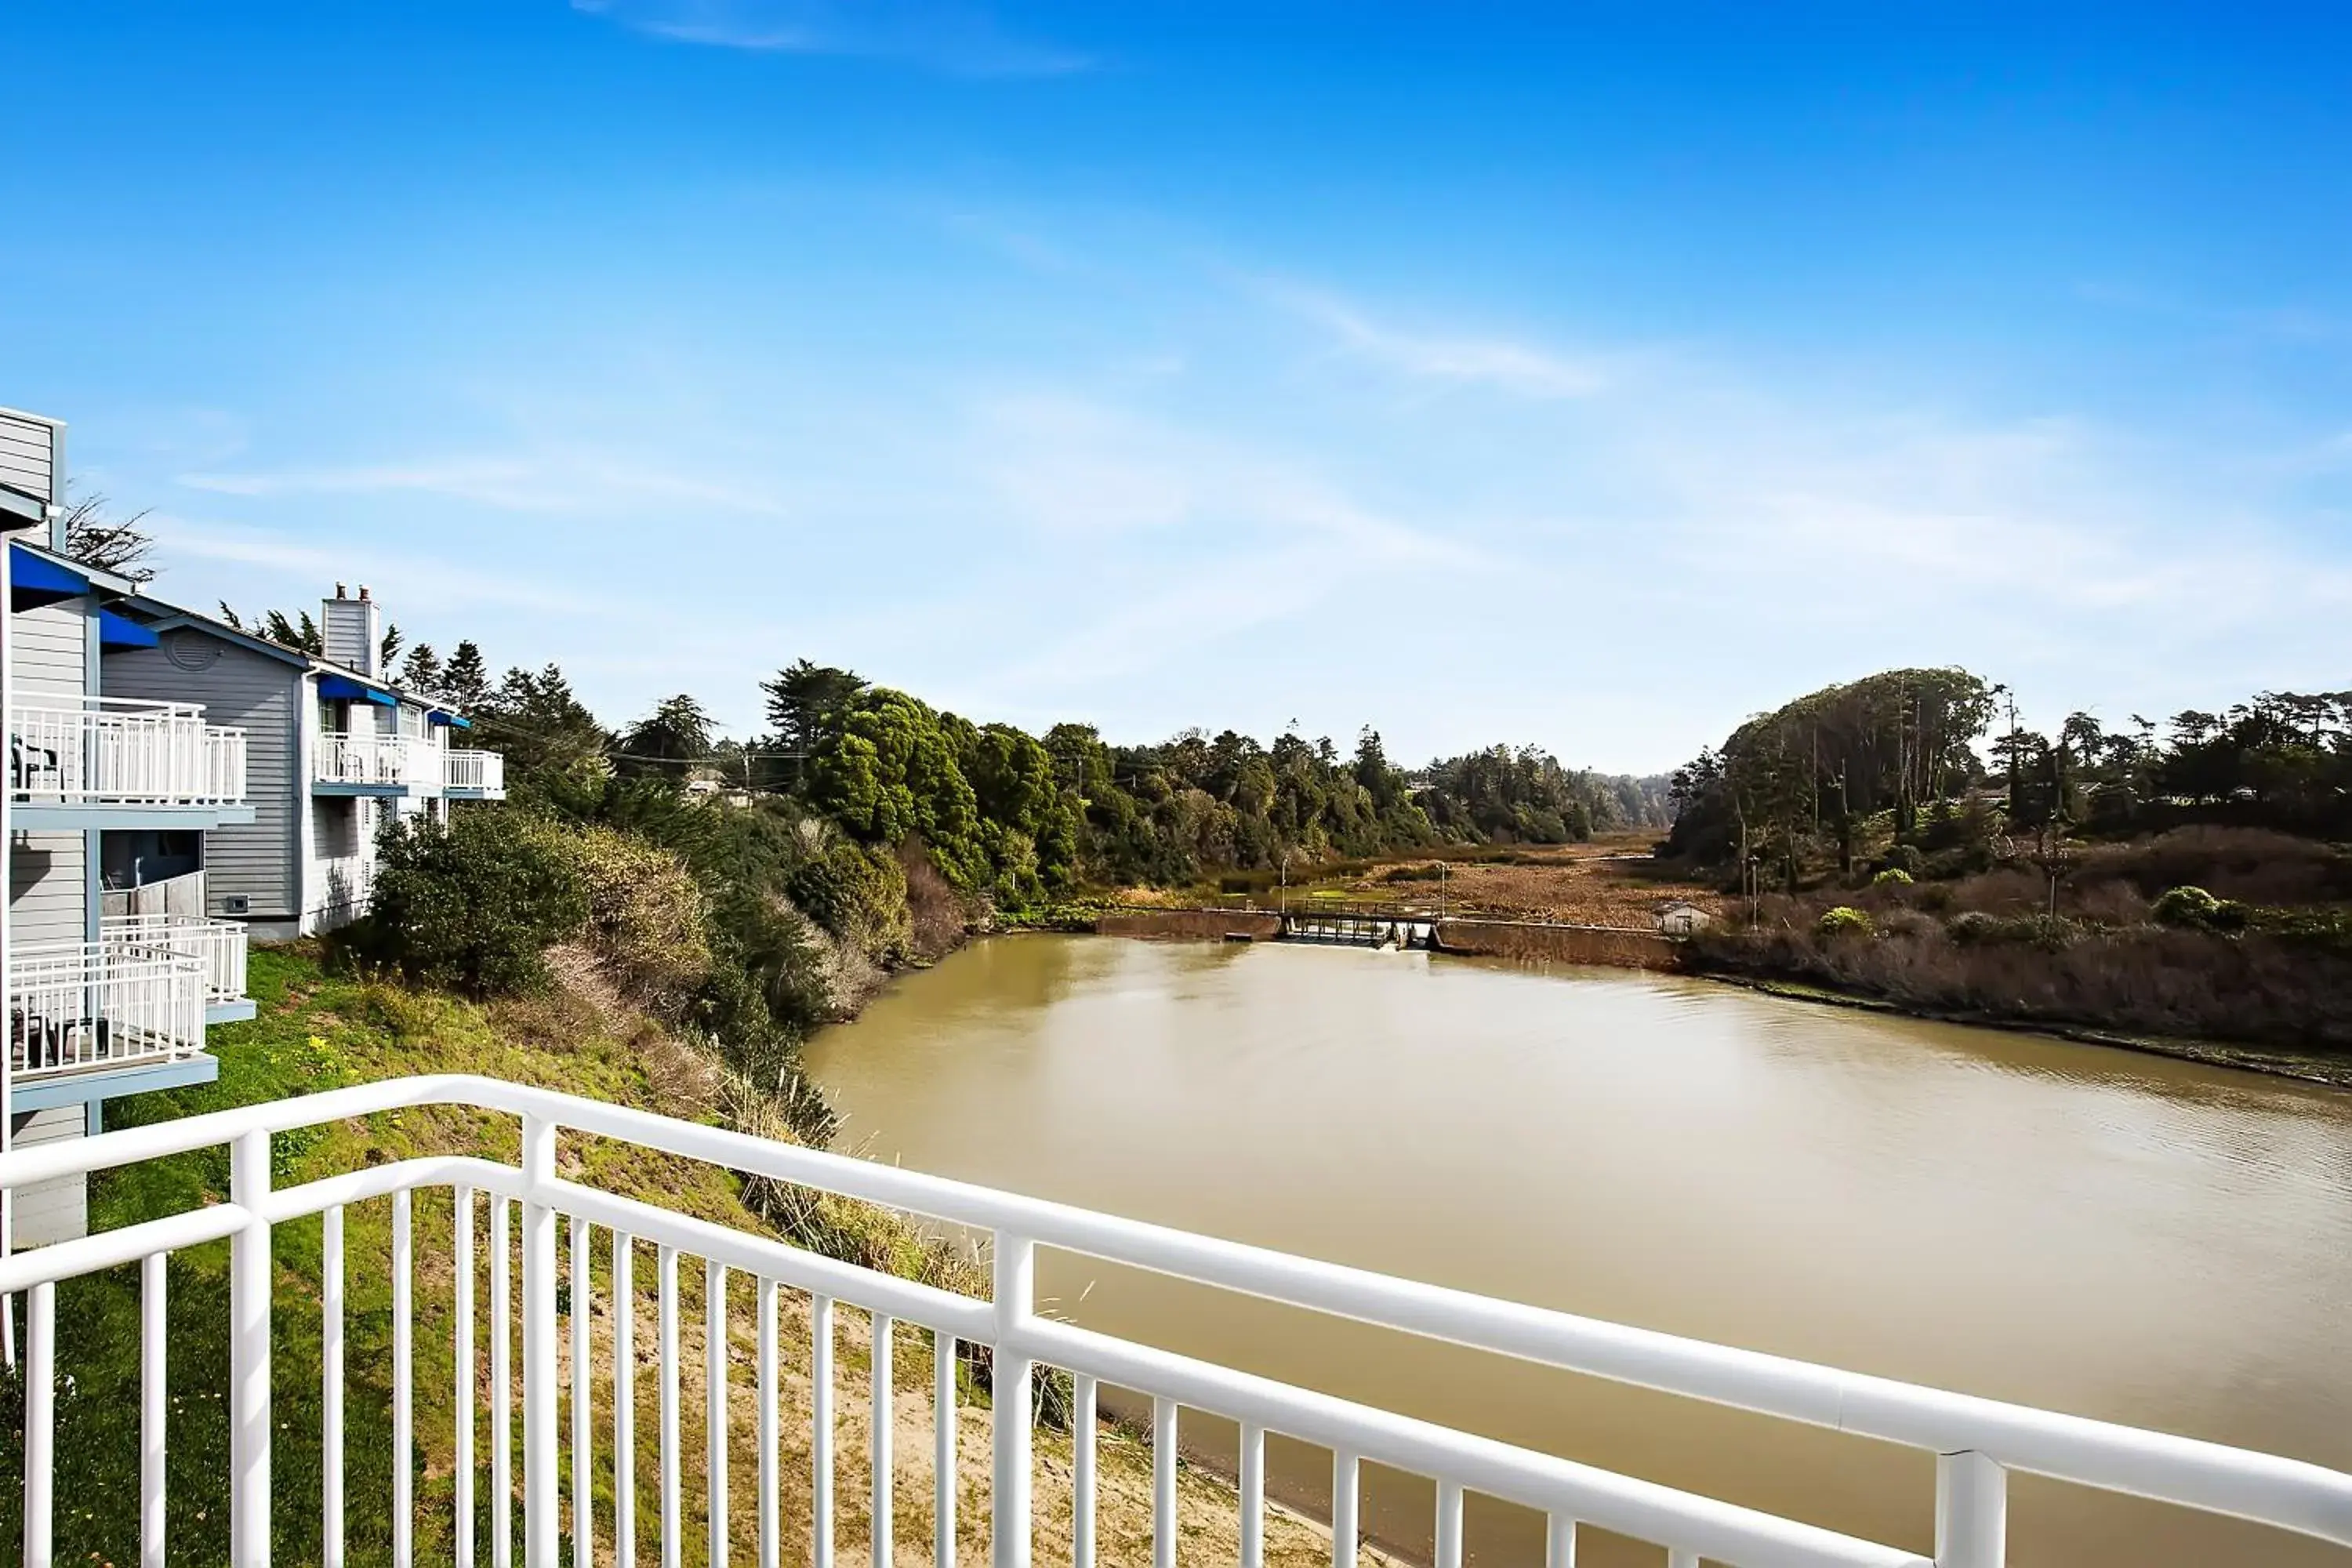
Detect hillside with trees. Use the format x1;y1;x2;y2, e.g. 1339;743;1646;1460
1660;670;2352;1057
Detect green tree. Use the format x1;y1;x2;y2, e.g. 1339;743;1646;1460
617;694;715;783
441;640;492;713
761;660;868;793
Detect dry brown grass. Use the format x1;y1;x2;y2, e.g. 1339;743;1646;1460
1327;836;1717;928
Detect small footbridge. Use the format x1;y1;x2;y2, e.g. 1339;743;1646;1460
1276;905;1439;949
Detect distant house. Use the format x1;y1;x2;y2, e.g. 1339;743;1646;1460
1656;900;1713;937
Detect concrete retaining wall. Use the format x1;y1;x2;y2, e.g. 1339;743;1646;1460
1095;909;1283;942
1433;919;1680;970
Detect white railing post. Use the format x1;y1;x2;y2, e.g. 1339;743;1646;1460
26;1279;55;1568
522;1115;560;1567
989;1234;1034;1568
325;1206;346;1568
230;1127;273;1568
141;1251;168;1568
394;1189;415;1568
1935;1451;2007;1568
1238;1421;1263;1568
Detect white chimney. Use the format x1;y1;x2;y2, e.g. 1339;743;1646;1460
321;583;382;677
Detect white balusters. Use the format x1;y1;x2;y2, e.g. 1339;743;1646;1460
393;1189;414;1568
873;1311;894;1568
573;1215;593;1568
1073;1376;1100;1568
1546;1514;1577;1566
615;1232;637;1568
1239;1421;1265;1568
709;1260;730;1568
25;1279;55;1568
1152;1396;1178;1568
140;1252;166;1568
521;1116;558;1568
760;1277;781;1568
813;1294;837;1568
938;1334;960;1568
229;1129;271;1568
324;1205;346;1568
1435;1479;1464;1568
659;1244;681;1568
492;1197;513;1568
456;1188;476;1568
1332;1449;1359;1568
990;1236;1035;1568
1935;1452;2008;1568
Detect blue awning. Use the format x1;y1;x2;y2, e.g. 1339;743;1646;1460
318;673;397;706
10;543;88;608
98;609;160;648
427;710;474;729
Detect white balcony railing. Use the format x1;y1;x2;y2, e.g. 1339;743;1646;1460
5;938;207;1083
314;731;441;790
443;746;505;793
100;912;250;1006
2;1075;2348;1568
9;695;248;808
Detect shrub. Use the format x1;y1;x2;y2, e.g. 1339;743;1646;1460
1947;910;2000;945
1817;906;1875;938
1880;844;1925;876
2151;885;2223;928
1871;867;1915;887
568;824;711;1010
786;834;912;965
362;810;588;996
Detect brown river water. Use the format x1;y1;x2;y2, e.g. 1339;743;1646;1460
803;935;2352;1567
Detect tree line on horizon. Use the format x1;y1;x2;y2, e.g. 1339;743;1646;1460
1665;666;2352;888
381;651;1671;905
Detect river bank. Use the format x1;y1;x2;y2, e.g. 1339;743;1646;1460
1069;903;2352;1091
1688;970;2352;1089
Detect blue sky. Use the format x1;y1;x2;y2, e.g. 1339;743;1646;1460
5;3;2348;773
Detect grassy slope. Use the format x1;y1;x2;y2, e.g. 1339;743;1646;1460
1;948;1369;1567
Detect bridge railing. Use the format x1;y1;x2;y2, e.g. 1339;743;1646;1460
2;1073;2348;1567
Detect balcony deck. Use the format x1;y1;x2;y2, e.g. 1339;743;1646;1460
313;735;505;799
5;936;215;1108
9;695;252;829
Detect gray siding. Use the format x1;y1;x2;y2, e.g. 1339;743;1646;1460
9;831;87;948
0;408;64;549
103;629;303;920
13;596;89;698
9;1108;88;1247
10;597;93;946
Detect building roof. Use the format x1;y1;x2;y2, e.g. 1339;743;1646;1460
116;590;473;720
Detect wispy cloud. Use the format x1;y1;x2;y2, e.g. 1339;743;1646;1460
153;515;619;618
176;450;789;520
572;0;1091;77
1254;279;1610;400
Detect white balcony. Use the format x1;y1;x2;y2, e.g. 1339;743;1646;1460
5;938;206;1085
443;746;506;796
313;731;443;793
100;912;250;1009
9;695;248;815
2;1075;2348;1568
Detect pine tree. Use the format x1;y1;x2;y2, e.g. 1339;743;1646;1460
441;641;491;713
